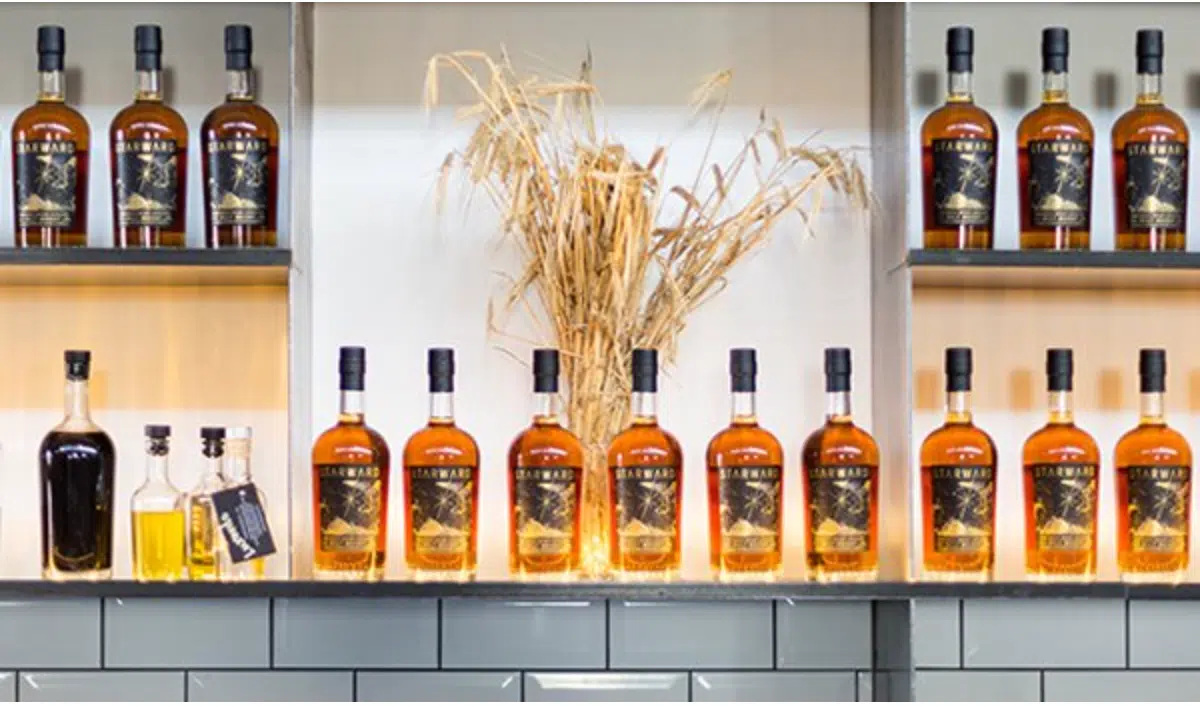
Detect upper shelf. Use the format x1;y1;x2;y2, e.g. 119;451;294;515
0;248;292;287
908;249;1200;291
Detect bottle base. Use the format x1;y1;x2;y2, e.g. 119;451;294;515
611;568;680;583
713;569;780;583
313;568;384;582
1121;570;1187;585
43;568;113;582
513;570;581;583
1025;571;1096;583
411;569;476;583
807;569;879;583
920;569;992;583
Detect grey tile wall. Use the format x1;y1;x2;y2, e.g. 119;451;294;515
961;599;1125;668
524;673;688;702
912;671;1041;702
187;671;354;702
105;598;270;669
0;600;99;669
609;601;773;669
1043;671;1200;702
441;600;606;670
0;674;13;703
274;598;438;668
692;672;857;702
777;600;872;669
1128;601;1200;668
355;672;520;702
18;672;184;702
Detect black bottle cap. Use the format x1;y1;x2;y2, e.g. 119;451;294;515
145;424;171;439
64;349;91;381
429;348;455;393
1137;28;1164;75
945;347;973;392
1140;348;1167;393
825;347;852;393
730;348;757;393
225;24;253;71
947;26;974;73
533;349;559;394
1042;26;1069;73
338;346;365;392
135;24;162;71
37;25;65;72
632;349;658;393
1046;348;1073;392
200;426;225;440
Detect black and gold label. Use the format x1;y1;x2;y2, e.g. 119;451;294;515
1028;139;1091;228
1125;465;1191;554
316;464;382;553
409;466;476;555
927;465;995;554
715;465;782;555
932;138;996;227
114;138;179;227
206;137;270;226
1030;463;1098;552
513;466;580;558
1125;141;1187;230
612;465;679;555
807;465;875;554
15;139;77;229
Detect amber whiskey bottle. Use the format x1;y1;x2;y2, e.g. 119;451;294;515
311;347;391;581
403;348;480;581
705;348;783;582
201;25;279;248
801;348;879;582
110;25;188;248
607;349;683;580
12;26;90;248
1115;349;1192;583
1113;29;1189;251
1022;349;1100;581
919;347;997;581
1018;28;1094;250
507;349;584;580
921;26;998;249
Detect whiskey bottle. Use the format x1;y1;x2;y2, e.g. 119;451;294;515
607;349;683;580
110;25;188;248
220;427;266;580
201;25;279;248
507;349;584;580
1115;349;1192;583
921;26;998;249
1022;348;1100;581
403;348;480;581
705;348;784;581
12;25;90;248
312;347;391;581
40;350;116;581
1017;27;1094;250
801;348;879;582
186;427;227;581
131;425;186;582
1113;29;1189;251
919;347;997;581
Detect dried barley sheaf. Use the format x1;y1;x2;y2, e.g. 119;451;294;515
425;49;869;575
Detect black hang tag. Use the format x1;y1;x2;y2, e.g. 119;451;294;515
211;482;277;564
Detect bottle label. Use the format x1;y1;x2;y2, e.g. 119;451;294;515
114;138;179;227
1028;139;1091;228
316;464;383;553
1030;463;1098;553
1125;141;1187;230
409;466;476;556
206;137;270;226
927;465;995;554
931;138;996;227
612;466;679;555
211;482;277;564
715;465;782;555
14;139;78;228
513;466;581;558
807;465;875;554
1124;465;1191;554
187;499;218;569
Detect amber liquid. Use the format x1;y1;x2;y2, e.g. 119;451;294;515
132;509;186;582
919;414;997;580
607;418;683;578
1017;96;1094;250
1112;97;1189;251
200;98;279;248
109;97;188;248
12;97;89;247
801;419;880;581
1115;417;1192;582
403;420;480;580
186;498;219;581
507;418;584;578
1022;415;1101;580
920;96;998;249
705;419;783;580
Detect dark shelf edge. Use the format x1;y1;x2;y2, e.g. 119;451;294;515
908;249;1200;270
0;248;292;267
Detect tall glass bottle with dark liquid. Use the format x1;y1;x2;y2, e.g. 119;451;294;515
40;350;116;580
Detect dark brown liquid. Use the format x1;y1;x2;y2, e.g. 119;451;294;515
40;429;116;577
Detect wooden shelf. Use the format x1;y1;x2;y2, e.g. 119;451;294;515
0;249;291;287
909;249;1200;290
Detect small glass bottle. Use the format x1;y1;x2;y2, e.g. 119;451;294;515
186;427;228;581
131;425;186;582
221;426;266;581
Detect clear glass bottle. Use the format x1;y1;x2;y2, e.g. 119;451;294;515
131;425;185;582
221;426;266;581
186;427;228;581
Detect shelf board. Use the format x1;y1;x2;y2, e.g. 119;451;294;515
909;249;1200;290
0;249;291;286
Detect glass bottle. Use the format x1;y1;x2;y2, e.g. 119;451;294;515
131;425;186;582
40;350;116;581
201;24;279;248
12;25;90;248
801;348;880;582
1115;349;1192;583
1017;27;1094;250
1022;348;1100;581
110;24;188;248
607;349;683;581
220;426;266;581
312;347;391;580
706;348;784;582
921;25;998;249
186;427;227;581
403;348;480;581
919;347;997;581
1113;29;1189;251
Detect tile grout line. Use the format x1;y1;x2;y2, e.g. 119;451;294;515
99;597;106;669
604;599;611;670
437;599;444;670
184;669;190;701
687;669;693;702
957;599;965;669
351;668;358;701
269;597;275;669
771;600;778;670
1124;599;1131;669
519;669;526;701
1039;669;1046;701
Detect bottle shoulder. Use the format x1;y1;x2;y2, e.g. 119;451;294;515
111;101;188;138
201;101;280;142
1115;422;1193;465
312;421;391;464
919;421;997;466
1017;102;1094;141
508;422;585;467
801;421;879;466
921;101;997;141
1112;104;1190;143
1022;421;1100;462
607;423;683;466
40;426;114;453
13;101;90;140
403;422;479;466
705;423;783;466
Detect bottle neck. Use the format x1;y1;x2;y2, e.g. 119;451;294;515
38;70;64;103
947;71;974;103
731;391;757;426
338;389;364;425
135;69;162;102
1140;391;1166;426
1042;71;1068;104
826;390;852;424
1137;73;1164;106
64;379;91;421
226;440;252;483
532;391;560;426
202;452;226;482
429;391;455;425
1048;390;1074;424
631;391;658;425
226;69;253;101
145;447;170;484
945;390;973;424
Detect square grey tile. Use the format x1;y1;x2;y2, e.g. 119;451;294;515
913;671;1041;702
187;672;353;702
18;672;183;702
962;599;1124;668
872;671;912;702
442;600;605;669
104;598;268;668
356;672;519;702
912;599;960;667
610;601;772;669
873;600;911;671
1044;671;1200;701
274;598;437;668
0;599;99;668
1129;600;1200;667
524;673;687;702
0;673;13;702
856;671;871;702
693;672;856;702
777;600;871;669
